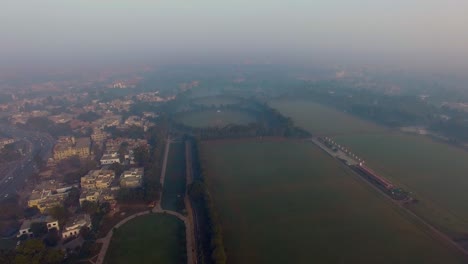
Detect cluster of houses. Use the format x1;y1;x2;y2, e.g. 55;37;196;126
17;214;91;240
20;132;147;243
99;138;148;166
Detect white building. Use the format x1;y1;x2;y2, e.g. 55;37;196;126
100;152;120;165
62;214;92;239
17;216;59;238
120;167;144;188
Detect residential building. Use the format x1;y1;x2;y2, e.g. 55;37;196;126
27;181;72;213
120;167;144;188
79;189;100;205
91;128;109;143
100;152;120;165
81;170;115;190
17;216;59;238
62;214;91;239
53;137;91;161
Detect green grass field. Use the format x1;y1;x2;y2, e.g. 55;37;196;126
201;139;465;264
271;98;468;237
270;99;385;135
104;214;186;264
176;110;255;128
192;95;241;106
335;133;468;236
161;142;186;213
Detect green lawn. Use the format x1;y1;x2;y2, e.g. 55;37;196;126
270;99;385;135
104;214;186;264
202;139;465;264
161;142;186;213
192;95;241;106
176;110;255;128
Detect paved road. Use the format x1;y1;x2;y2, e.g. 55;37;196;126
0;124;55;201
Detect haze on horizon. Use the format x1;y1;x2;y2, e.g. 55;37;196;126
2;0;468;72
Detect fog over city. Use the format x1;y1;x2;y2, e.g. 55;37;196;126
3;1;468;264
2;0;468;71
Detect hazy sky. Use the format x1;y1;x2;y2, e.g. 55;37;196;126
2;0;468;69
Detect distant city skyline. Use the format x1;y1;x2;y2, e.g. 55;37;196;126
2;0;468;71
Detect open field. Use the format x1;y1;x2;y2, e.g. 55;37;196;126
201;139;465;264
271;98;468;237
161;142;186;213
335;133;468;236
176;110;255;128
270;99;385;135
104;214;186;264
191;95;241;106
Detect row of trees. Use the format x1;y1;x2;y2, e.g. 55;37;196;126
187;139;226;264
172;100;310;140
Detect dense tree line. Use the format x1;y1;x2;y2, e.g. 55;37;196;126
281;81;439;127
0;239;64;264
0;143;22;162
104;125;146;139
76;111;101;122
280;80;468;143
172;99;310;140
187;139;226;264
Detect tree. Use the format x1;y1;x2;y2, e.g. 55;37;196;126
43;229;60;247
109;162;125;177
79;226;93;240
13;239;64;264
49;205;69;227
100;202;111;214
64;187;80;207
30;222;47;237
133;145;150;167
81;201;99;215
77;112;101;122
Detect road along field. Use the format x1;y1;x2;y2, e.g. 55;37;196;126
104;214;186;264
201;139;465;264
161;141;187;213
175;110;255;128
271;98;468;239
